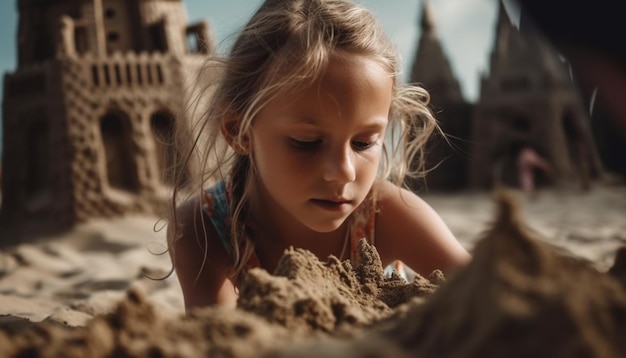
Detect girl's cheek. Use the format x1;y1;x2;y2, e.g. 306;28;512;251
359;146;383;161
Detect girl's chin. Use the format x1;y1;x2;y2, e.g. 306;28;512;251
303;217;350;234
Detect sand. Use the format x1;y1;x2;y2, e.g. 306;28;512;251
0;184;625;357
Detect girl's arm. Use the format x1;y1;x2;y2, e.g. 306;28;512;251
374;180;471;277
168;195;238;311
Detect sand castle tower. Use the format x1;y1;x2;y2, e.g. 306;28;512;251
408;0;473;191
1;0;212;239
468;1;603;189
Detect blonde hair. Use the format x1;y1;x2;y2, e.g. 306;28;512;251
171;0;437;283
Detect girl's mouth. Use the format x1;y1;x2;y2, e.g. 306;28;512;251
310;199;351;212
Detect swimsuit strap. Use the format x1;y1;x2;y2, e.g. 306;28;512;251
201;181;233;256
202;181;261;269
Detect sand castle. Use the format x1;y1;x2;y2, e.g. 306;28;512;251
409;0;604;191
1;0;212;240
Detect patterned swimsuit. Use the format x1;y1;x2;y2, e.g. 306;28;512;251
201;181;377;269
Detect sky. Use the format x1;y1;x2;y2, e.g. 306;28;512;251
0;0;520;139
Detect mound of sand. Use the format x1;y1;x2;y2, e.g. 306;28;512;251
1;191;625;357
0;229;441;357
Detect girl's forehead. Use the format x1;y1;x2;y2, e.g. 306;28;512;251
247;52;395;124
256;55;393;123
270;52;393;94
274;49;391;79
324;53;392;80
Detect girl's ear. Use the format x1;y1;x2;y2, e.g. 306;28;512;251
220;113;250;155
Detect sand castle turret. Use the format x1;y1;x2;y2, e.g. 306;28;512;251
408;0;472;191
409;0;603;192
1;0;213;240
469;1;603;189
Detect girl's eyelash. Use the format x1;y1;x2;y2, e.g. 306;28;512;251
352;140;375;151
290;138;378;152
291;139;322;151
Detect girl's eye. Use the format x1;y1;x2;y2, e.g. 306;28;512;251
291;139;322;151
352;140;375;151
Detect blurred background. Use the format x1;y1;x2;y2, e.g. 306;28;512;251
0;0;623;241
0;0;520;149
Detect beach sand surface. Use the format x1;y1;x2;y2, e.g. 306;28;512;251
0;185;624;357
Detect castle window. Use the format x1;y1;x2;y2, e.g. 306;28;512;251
103;64;111;86
136;64;143;84
91;64;100;86
150;111;177;185
74;24;88;55
107;32;119;42
186;23;210;54
114;64;122;85
24;111;50;197
68;6;81;19
186;31;199;54
149;22;168;53
125;64;133;85
33;27;49;62
501;76;531;92
146;64;153;84
105;9;116;19
100;111;140;192
155;64;164;84
562;112;584;166
512;116;531;132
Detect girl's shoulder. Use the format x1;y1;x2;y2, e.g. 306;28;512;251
173;193;233;268
371;179;418;207
170;193;238;308
372;179;445;235
372;180;470;275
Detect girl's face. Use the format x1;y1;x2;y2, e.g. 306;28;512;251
249;54;393;233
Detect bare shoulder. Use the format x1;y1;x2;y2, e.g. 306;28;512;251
168;194;237;310
373;180;470;276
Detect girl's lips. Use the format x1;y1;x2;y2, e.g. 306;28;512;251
310;198;351;211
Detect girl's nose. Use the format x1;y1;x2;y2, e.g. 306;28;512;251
323;146;356;183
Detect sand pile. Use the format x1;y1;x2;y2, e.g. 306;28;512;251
0;232;440;357
377;191;626;357
1;191;625;357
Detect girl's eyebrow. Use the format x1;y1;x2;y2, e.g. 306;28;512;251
293;116;388;129
360;118;388;130
293;116;317;125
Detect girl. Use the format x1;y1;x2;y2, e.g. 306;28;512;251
168;0;470;310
